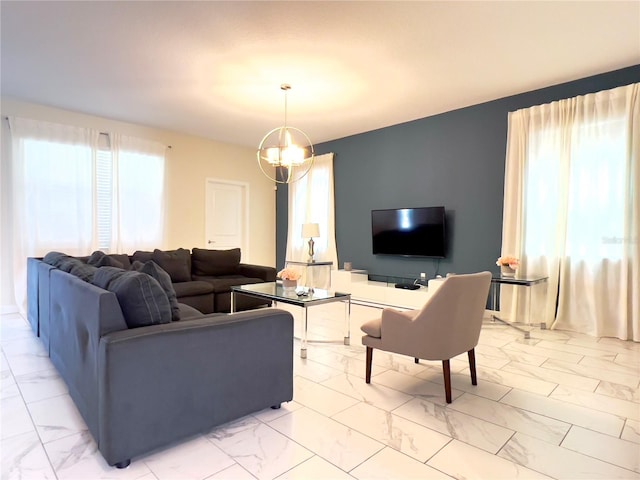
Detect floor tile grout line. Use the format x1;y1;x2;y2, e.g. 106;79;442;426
3;309;639;479
1;346;61;479
262;406;384;478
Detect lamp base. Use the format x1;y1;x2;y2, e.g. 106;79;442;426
307;238;315;263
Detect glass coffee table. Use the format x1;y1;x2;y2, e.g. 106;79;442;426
231;282;351;358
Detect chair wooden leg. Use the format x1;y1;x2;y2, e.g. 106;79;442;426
442;359;452;403
414;358;419;364
468;348;477;386
365;347;373;384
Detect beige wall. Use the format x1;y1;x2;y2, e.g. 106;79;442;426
0;98;276;309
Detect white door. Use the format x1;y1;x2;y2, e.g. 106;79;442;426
205;179;249;256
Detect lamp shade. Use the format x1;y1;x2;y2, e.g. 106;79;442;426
302;223;320;238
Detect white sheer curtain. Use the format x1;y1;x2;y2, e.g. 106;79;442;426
8;116;99;312
110;134;167;252
285;153;338;288
501;83;639;340
8;117;167;314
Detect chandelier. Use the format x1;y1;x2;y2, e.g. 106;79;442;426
257;84;314;184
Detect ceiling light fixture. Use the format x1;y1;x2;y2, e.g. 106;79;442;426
257;84;314;184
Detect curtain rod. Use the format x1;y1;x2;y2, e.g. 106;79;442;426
4;116;172;149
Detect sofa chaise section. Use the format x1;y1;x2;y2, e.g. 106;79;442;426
46;267;294;467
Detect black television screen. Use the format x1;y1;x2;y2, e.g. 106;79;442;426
371;206;446;258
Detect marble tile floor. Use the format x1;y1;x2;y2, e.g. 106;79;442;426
1;303;639;480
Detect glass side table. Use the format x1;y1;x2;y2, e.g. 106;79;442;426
491;275;548;339
284;260;333;290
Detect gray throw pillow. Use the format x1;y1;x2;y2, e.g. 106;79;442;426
58;257;85;273
88;251;125;269
44;251;95;280
131;260;181;321
152;248;191;282
92;267;171;328
108;254;131;270
191;248;241;276
131;250;154;264
69;263;98;282
43;251;69;267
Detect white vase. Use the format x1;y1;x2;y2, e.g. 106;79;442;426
500;265;516;277
282;279;297;291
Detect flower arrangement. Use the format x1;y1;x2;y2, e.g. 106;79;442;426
496;255;519;269
277;268;301;281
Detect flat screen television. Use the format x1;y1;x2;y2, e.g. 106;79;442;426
371;206;446;258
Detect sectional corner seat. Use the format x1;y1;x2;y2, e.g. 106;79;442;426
25;249;293;468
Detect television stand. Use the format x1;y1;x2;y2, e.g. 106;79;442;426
331;270;445;309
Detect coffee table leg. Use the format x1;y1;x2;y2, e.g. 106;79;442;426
343;298;350;345
230;291;235;313
301;307;308;358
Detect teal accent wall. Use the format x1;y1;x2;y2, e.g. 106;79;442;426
276;65;640;280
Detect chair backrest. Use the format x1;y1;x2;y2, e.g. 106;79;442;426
412;271;492;360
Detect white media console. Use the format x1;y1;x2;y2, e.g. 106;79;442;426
331;269;445;309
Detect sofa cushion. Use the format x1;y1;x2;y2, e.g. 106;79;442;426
176;303;205;321
152;249;191;283
172;280;214;297
191;248;241;276
92;267;172;328
194;275;263;294
131;260;181;321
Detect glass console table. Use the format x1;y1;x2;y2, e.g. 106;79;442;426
284;260;333;290
491;275;548;339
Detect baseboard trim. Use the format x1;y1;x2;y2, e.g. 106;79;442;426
1;305;19;315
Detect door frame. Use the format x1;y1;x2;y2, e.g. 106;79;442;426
205;178;250;260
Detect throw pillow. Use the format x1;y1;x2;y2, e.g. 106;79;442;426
151;248;191;283
87;250;125;269
131;250;154;265
92;267;172;328
108;254;131;270
68;263;98;282
191;248;241;276
131;260;181;321
43;251;70;268
43;251;96;281
58;257;85;273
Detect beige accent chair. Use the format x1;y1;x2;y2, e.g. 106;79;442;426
360;271;492;403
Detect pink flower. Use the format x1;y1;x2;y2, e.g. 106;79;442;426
496;255;519;268
277;268;301;281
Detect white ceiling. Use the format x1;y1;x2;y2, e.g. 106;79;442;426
2;1;639;148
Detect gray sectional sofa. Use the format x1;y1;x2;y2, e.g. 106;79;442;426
118;247;276;314
26;252;293;468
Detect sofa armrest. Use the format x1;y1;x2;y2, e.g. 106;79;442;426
97;308;293;466
238;263;276;282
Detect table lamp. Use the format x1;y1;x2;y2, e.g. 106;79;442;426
302;223;320;263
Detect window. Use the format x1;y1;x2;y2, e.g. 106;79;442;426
96;136;113;252
9;117;166;255
502;83;639;340
524;115;628;263
21;138;94;251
